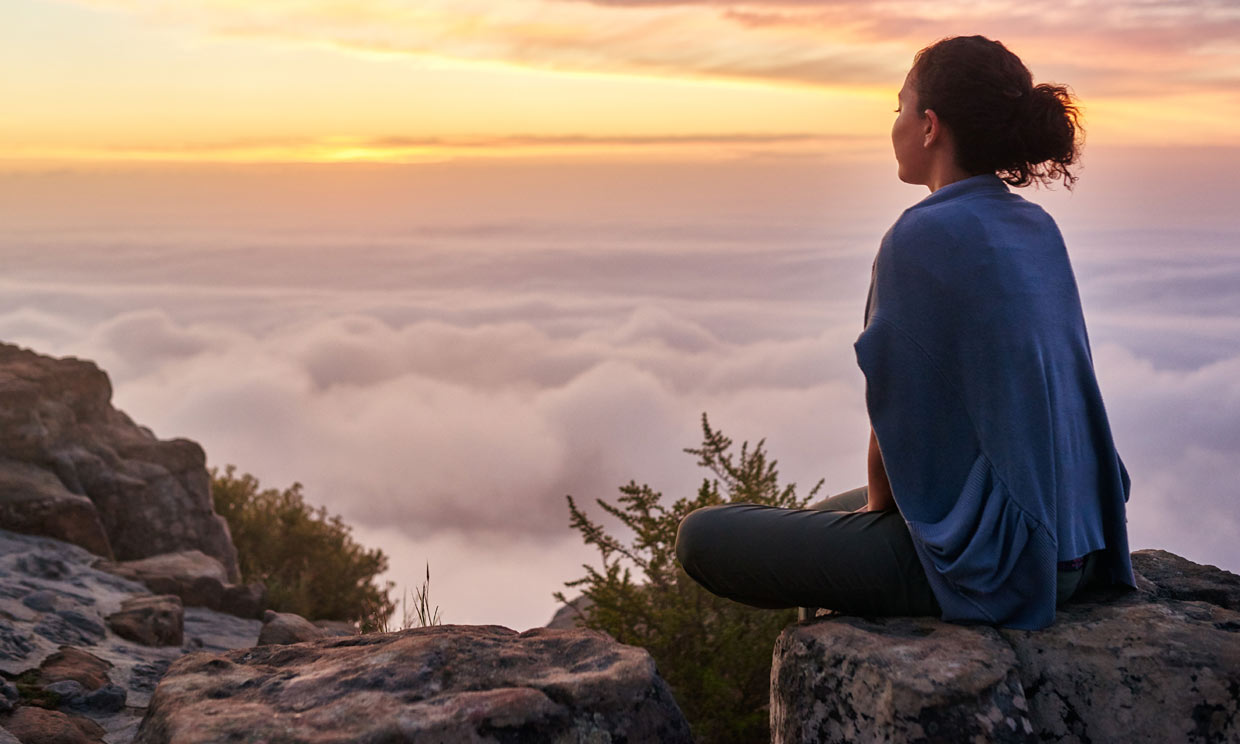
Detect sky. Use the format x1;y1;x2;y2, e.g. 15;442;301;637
1;0;1238;629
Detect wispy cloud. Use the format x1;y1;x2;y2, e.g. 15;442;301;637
63;0;1240;93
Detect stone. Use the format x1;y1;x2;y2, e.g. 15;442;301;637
0;706;106;744
33;609;107;647
0;726;19;744
256;610;329;646
1;528;263;744
0;343;240;581
135;625;693;744
83;684;127;713
106;594;184;647
20;590;61;613
219;582;266;620
45;680;88;709
772;615;1033;744
94;551;227;611
0;682;18;714
546;594;594;630
771;551;1240;744
999;593;1240;743
37;647;113;691
0;461;112;561
1132;548;1240;611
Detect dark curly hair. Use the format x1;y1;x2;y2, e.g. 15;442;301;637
911;36;1082;189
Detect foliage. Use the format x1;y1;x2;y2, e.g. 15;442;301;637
210;466;397;632
381;563;443;632
556;414;823;744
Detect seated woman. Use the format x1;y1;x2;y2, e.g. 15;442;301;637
675;35;1135;630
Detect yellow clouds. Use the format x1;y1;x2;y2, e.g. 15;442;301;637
6;0;1240;166
56;0;909;87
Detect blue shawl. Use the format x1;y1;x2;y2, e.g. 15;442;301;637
855;174;1135;630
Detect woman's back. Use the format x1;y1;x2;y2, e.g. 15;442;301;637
857;173;1133;629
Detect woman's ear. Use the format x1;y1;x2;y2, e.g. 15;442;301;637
922;108;942;149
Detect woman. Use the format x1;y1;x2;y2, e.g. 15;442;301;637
674;35;1135;630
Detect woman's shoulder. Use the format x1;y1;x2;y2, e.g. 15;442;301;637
886;184;1062;262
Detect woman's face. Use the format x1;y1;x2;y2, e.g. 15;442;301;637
891;72;930;185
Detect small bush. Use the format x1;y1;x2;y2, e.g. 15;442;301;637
557;414;822;744
211;466;397;632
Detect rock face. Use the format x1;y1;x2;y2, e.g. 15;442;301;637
0;343;239;581
135;624;694;744
771;549;1240;744
0;528;263;743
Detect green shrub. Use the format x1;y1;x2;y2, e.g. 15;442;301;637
557;414;822;744
210;466;397;632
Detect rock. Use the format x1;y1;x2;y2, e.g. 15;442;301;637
1000;594;1240;743
20;590;61;613
33;609;107;647
1132;548;1240;611
771;551;1240;744
94;551;227;612
0;343;239;581
45;679;88;708
256;610;329;646
83;684;127;714
1;528;262;744
0;706;106;744
219;582;266;620
136;624;693;744
0;682;18;714
772;616;1032;744
106;595;184;647
546;594;594;630
38;647;113;691
0;726;19;744
0;461;113;561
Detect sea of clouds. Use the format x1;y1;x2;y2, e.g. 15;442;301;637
1;151;1236;628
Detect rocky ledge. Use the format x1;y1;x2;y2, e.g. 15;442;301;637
0;343;238;580
135;624;693;744
771;549;1240;744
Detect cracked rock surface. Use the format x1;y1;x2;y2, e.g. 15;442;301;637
134;624;693;744
771;549;1240;744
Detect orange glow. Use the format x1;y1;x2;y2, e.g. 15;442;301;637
3;0;1237;167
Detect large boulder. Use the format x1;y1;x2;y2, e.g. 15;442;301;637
0;343;238;581
135;624;694;744
771;550;1240;744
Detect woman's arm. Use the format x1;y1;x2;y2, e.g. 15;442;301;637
861;426;897;512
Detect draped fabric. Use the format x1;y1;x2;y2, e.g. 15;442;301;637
854;174;1134;629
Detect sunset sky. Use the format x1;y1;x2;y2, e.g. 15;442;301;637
2;0;1238;629
3;0;1240;164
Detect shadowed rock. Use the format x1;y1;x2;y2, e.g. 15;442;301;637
0;343;238;581
0;706;106;744
772;551;1240;744
135;624;693;744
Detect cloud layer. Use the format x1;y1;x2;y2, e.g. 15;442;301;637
2;155;1237;627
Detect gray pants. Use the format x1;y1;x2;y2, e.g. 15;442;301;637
675;486;1095;618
